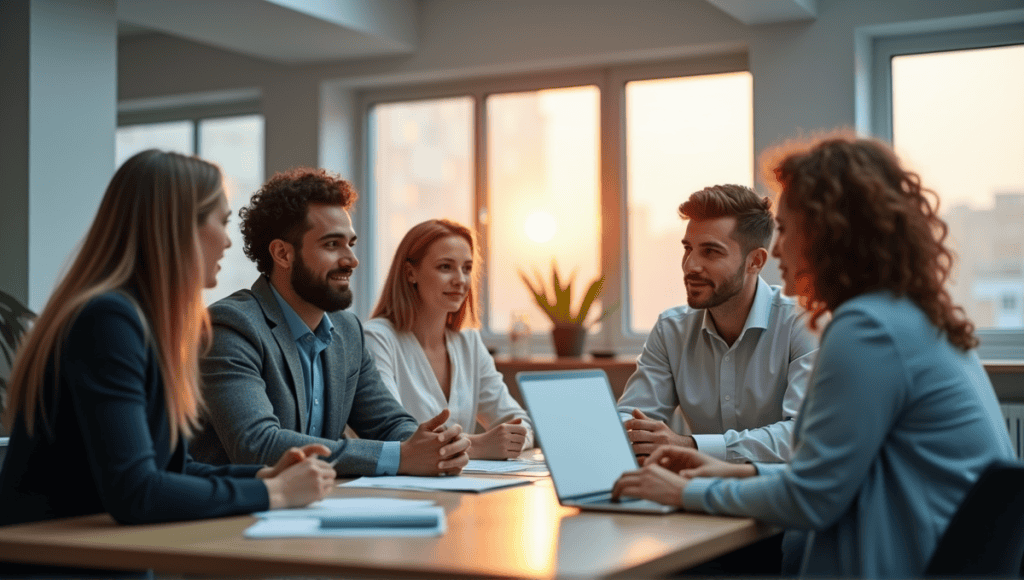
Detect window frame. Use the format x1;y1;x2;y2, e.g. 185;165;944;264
117;95;262;158
356;53;750;355
870;22;1024;360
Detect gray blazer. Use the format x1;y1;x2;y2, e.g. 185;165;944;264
191;276;418;475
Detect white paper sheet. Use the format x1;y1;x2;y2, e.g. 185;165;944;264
339;475;532;493
462;459;549;476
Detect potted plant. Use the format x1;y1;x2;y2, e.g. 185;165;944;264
518;263;614;357
1;290;35;436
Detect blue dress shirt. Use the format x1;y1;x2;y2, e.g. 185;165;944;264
270;286;400;474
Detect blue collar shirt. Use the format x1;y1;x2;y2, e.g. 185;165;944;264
270;285;333;439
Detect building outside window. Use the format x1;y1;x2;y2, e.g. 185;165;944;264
879;28;1024;358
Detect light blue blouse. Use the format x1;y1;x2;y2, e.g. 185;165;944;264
682;291;1015;578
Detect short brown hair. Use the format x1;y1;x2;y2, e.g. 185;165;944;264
240;168;357;277
370;219;481;332
679;184;774;254
767;133;977;350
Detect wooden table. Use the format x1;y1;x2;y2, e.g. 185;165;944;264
0;476;775;578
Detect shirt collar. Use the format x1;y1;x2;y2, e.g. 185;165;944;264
269;283;334;344
700;276;772;339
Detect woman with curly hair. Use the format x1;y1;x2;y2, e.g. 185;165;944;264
612;135;1014;578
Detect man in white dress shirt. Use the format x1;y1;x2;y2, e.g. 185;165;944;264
617;184;818;464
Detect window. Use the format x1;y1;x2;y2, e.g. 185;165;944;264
368;97;474;309
362;55;751;353
116;113;265;305
625;72;753;332
874;23;1024;358
487;86;601;333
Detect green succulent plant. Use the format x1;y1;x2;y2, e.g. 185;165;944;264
518;262;615;327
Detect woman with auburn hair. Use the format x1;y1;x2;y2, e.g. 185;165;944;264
366;219;533;459
612;135;1014;578
0;151;335;544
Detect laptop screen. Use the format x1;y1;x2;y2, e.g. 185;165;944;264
517;370;639;500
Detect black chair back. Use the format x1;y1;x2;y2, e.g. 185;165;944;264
926;459;1024;577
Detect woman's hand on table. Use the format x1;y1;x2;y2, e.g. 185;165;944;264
257;444;332;479
263;452;337;509
648;445;757;480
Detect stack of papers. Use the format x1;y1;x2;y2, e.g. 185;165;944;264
245;497;445;538
462;458;549;476
339;475;532;493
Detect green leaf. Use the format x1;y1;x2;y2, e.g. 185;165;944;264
573;276;605;325
518;262;608;327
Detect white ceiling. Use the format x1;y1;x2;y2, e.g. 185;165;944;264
116;0;817;64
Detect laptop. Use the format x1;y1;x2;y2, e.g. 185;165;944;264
517;369;675;514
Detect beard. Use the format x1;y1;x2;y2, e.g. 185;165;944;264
291;253;354;312
685;262;746;310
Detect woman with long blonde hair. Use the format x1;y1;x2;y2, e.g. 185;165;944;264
612;135;1014;578
366;219;533;459
0;150;335;539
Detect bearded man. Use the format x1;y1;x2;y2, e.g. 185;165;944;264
192;168;470;478
617;184;819;464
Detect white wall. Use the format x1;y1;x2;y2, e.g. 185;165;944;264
1;0;117;311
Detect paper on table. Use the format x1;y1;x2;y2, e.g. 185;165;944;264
253;497;435;519
462;459;549;476
244;506;446;538
340;475;532;493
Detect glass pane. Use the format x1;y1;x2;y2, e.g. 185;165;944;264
892;45;1024;330
115;121;193;167
198;115;265;304
370;97;475;307
625;72;753;332
487;86;601;334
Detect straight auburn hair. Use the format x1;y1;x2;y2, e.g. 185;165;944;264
2;150;224;446
371;219;481;332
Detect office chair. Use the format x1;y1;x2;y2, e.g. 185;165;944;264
925;458;1024;577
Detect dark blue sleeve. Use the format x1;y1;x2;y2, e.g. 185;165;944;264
64;295;269;524
184;454;263;478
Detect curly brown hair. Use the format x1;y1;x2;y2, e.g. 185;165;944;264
767;134;978;350
240;168;358;277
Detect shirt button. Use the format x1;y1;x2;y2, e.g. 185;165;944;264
724;355;731;361
725;395;731;401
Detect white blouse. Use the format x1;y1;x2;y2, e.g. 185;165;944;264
363;318;534;448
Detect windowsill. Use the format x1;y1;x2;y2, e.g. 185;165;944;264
491;354;637;366
983;360;1024;374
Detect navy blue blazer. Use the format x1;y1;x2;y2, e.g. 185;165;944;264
0;292;269;527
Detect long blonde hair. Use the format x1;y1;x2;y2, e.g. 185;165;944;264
2;150;224;445
371;219;481;332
